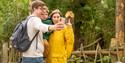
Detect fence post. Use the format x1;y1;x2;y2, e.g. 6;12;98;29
2;42;9;63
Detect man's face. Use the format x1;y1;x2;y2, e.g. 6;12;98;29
34;6;47;19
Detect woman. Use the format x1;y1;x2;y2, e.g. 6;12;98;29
46;9;74;63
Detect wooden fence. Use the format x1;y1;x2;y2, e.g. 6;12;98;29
0;42;21;63
0;41;124;63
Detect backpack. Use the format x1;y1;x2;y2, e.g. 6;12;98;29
10;16;39;52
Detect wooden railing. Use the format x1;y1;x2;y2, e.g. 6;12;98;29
1;42;21;63
0;41;124;63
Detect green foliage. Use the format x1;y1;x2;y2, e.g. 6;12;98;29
43;0;72;16
71;0;115;49
97;56;111;63
68;55;83;63
0;0;28;42
0;0;117;62
0;0;116;50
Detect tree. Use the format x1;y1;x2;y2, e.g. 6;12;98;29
115;0;125;47
0;0;29;42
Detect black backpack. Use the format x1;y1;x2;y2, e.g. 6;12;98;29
10;16;39;52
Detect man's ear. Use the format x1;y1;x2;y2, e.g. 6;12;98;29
33;8;36;11
33;7;38;11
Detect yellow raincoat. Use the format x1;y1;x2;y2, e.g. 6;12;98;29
46;25;74;63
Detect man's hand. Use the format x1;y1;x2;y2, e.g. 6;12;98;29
55;22;64;30
49;22;64;31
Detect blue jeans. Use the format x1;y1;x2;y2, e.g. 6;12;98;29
22;57;43;63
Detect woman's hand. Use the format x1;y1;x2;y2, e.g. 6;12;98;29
66;18;72;26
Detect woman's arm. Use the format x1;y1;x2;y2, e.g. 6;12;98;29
64;25;74;58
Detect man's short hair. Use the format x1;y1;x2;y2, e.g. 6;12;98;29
31;0;46;12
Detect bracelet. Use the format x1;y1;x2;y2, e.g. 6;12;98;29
48;26;55;31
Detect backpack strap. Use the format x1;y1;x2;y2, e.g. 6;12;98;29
26;16;40;42
26;16;39;49
31;30;39;42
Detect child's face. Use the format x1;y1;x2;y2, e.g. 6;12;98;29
44;11;49;20
40;6;49;20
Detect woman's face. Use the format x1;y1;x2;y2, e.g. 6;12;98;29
51;13;61;24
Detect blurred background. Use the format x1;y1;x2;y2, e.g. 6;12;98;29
0;0;116;63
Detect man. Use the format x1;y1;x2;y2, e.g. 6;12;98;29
22;1;64;63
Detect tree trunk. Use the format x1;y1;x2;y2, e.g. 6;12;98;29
115;0;125;47
115;0;125;62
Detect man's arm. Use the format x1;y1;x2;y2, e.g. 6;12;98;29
33;17;64;32
33;17;50;33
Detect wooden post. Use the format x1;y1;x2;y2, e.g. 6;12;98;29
2;43;8;63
